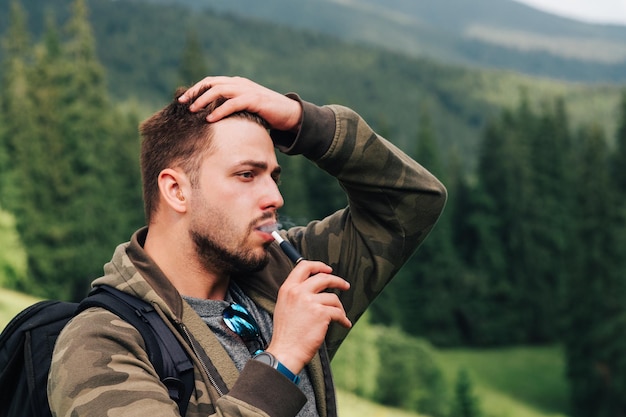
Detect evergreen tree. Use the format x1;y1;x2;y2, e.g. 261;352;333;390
275;153;311;226
450;176;506;345
562;94;626;416
610;90;626;194
449;369;482;417
0;0;35;210
448;152;505;345
0;0;40;292
468;101;535;344
383;106;462;345
54;0;143;299
564;123;626;416
178;29;209;87
466;120;507;280
491;99;535;330
458;96;575;345
2;0;143;300
523;98;575;341
0;207;28;288
20;0;106;299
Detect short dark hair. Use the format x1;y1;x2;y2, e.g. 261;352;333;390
139;86;268;223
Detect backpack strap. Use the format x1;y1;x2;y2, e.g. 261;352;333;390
77;286;194;416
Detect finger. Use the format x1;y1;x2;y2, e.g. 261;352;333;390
334;312;352;329
188;85;260;121
188;85;230;113
179;76;240;109
205;95;252;122
324;303;352;329
281;260;331;283
314;292;347;308
304;274;350;294
178;76;216;103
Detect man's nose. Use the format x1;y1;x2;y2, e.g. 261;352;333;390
261;178;284;211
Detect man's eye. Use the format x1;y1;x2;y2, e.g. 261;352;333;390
240;172;254;179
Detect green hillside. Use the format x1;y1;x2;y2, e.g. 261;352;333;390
435;347;570;417
337;391;427;417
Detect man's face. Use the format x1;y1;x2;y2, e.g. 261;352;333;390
188;117;284;275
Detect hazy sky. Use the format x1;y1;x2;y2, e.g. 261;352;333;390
513;0;626;25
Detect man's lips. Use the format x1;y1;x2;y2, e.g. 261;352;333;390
255;222;280;234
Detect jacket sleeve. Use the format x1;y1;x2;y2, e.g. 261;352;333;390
215;361;306;417
48;308;304;417
48;308;182;417
276;101;448;358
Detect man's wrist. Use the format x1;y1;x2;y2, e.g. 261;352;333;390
285;94;303;133
253;351;301;385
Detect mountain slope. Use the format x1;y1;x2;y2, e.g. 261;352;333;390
165;0;626;83
0;0;621;171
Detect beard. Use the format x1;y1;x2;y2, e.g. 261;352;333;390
190;225;271;276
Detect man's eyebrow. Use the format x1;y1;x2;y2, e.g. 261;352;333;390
237;160;282;176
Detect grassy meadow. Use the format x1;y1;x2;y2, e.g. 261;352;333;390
0;287;41;327
434;347;570;417
0;289;571;417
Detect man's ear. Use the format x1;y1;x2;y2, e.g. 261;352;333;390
158;168;190;214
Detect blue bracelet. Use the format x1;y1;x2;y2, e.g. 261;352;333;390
253;351;301;385
275;360;301;385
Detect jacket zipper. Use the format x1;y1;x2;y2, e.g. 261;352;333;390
180;322;225;397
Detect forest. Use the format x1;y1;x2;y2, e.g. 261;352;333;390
1;0;626;416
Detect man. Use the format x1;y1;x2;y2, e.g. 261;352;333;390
48;76;446;417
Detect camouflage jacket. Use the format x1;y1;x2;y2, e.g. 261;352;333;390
48;100;447;417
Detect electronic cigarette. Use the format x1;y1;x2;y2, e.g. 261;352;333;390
271;231;304;265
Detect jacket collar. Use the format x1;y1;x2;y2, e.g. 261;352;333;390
125;227;187;317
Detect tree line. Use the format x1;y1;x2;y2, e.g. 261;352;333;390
0;0;145;300
1;0;626;415
371;92;626;415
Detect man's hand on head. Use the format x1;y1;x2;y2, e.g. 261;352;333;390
178;76;302;133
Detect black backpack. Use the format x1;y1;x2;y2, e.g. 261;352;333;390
0;285;195;417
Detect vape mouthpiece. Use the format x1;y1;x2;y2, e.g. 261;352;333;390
270;230;284;244
271;231;304;265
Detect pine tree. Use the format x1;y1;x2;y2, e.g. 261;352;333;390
449;369;482;417
523;98;575;342
390;106;462;345
0;0;36;210
563;92;626;417
178;30;209;86
0;0;40;292
461;96;576;345
564;123;626;416
275;154;311;226
611;90;626;194
52;0;142;299
469;100;534;344
4;0;143;300
0;207;28;288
